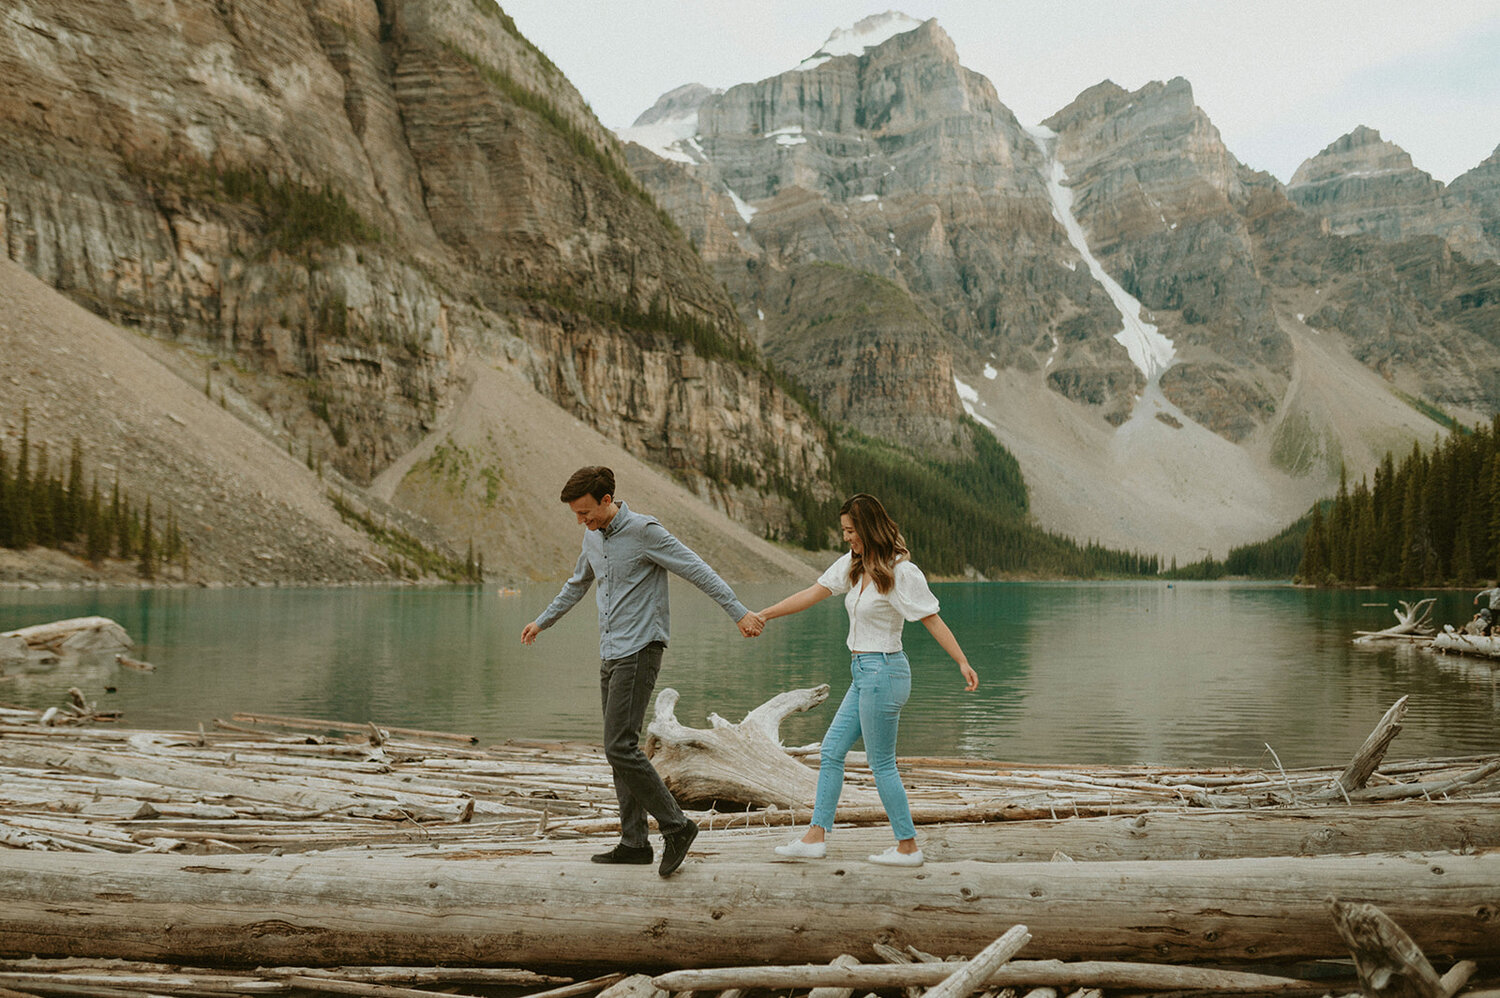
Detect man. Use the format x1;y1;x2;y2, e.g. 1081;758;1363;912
521;466;763;876
1475;584;1500;636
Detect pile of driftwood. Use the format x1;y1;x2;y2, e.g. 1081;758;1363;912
1;678;1498;998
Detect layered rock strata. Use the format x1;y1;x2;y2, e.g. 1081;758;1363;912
0;0;830;544
1288;127;1497;263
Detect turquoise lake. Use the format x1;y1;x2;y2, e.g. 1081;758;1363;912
2;581;1497;769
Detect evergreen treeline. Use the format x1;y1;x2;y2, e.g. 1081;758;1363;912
833;420;1159;578
1298;417;1500;587
1164;509;1313;580
0;416;185;579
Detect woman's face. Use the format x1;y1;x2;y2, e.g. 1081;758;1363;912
840;513;863;555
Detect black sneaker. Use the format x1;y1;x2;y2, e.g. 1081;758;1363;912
658;819;699;877
591;843;653;865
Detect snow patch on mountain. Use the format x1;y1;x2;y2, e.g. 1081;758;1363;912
797;11;924;70
1026;124;1176;383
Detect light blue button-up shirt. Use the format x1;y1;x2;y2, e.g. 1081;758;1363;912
533;502;750;660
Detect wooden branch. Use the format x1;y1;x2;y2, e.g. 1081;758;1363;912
1439;962;1478;998
594;975;665;998
644;685;839;808
1328;900;1444;998
286;977;493;998
1345;759;1500;802
925;927;1031;998
511;975;627;998
806;955;861;998
1319;696;1408;798
654;960;1312;993
1353;600;1435;643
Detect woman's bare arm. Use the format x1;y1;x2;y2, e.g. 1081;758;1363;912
921;614;979;690
757;584;833;622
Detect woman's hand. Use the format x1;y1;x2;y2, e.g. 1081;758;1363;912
959;662;979;691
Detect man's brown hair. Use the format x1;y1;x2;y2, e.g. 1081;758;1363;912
560;466;615;503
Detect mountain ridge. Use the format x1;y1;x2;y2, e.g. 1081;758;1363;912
619;12;1498;562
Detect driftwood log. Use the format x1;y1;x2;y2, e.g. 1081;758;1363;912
645;685;849;808
652;959;1315;993
1353;599;1436;643
1315;696;1407;799
0;617;132;655
1329;900;1476;998
2;850;1497;968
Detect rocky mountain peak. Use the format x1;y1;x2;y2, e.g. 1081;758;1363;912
630;83;719;128
797;10;928;69
1288;126;1496;261
1289;126;1415;187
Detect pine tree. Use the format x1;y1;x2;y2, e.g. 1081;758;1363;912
138;498;155;580
0;441;10;549
85;479;109;566
1298;504;1329;585
12;412;35;548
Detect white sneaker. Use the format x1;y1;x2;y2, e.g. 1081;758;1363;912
868;846;924;867
774;837;827;859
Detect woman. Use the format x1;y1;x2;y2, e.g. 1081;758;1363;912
754;493;978;867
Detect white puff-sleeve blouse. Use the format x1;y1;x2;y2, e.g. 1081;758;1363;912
816;552;941;652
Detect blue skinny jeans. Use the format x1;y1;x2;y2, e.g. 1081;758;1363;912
810;651;915;841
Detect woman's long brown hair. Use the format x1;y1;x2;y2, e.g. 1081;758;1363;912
842;493;909;594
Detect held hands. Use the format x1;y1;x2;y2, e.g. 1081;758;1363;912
737;611;766;638
959;662;979;691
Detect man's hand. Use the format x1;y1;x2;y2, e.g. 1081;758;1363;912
737;612;764;638
521;622;542;645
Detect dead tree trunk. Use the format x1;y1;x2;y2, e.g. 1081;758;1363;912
1353;600;1435;643
645;685;858;809
2;850;1497;968
1329;900;1476;998
1314;696;1407;800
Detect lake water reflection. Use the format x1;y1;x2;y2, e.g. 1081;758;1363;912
2;581;1497;769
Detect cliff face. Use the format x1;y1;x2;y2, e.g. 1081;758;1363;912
1288;127;1497;263
620;13;1500;563
624;17;1134;449
1043;77;1290;442
0;0;830;552
1448;143;1500;252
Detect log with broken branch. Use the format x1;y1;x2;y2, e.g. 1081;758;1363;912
1353;598;1436;642
644;684;858;809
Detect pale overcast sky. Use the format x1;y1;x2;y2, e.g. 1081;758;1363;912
499;0;1500;184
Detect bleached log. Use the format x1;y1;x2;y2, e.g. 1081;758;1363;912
645;685;845;808
661;962;1315;995
0;618;132;654
1344;758;1500;802
1317;696;1408;799
512;974;627;998
1329;900;1445;998
594;975;666;998
3;850;1498;968
806;955;862;998
925;927;1031;998
1353;599;1435;643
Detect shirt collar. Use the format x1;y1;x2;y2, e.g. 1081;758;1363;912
601;501;631;538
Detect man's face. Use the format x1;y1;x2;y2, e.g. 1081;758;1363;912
569;494;615;531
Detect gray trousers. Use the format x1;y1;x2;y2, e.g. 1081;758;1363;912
600;641;689;847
